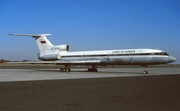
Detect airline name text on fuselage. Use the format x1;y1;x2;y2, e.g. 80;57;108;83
112;50;135;53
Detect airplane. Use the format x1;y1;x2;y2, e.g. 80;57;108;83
9;34;176;74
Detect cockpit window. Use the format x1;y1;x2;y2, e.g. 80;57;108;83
163;52;169;55
154;52;169;55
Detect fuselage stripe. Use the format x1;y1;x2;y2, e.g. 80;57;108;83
61;52;169;58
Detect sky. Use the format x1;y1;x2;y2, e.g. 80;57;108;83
0;0;180;64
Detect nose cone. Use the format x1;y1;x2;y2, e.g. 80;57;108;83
168;56;176;63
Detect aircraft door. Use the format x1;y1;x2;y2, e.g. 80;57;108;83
82;54;89;60
86;54;89;60
129;52;133;63
107;53;110;62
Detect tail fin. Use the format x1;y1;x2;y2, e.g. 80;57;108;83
9;34;53;52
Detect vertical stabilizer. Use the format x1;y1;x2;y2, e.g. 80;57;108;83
9;34;53;53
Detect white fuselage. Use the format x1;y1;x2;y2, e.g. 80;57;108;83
43;48;175;65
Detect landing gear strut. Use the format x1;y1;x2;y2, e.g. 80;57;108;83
87;65;98;72
60;65;71;72
143;65;148;74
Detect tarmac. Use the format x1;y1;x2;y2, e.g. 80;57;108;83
0;66;180;111
0;66;180;82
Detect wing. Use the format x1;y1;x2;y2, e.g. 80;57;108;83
8;60;101;65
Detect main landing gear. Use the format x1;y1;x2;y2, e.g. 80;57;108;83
60;68;71;72
59;65;98;72
87;65;98;72
143;65;148;74
60;65;71;72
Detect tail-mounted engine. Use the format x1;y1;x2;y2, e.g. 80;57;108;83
52;45;69;51
38;54;61;61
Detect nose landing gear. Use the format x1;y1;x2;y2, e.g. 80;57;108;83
143;70;148;74
143;65;148;74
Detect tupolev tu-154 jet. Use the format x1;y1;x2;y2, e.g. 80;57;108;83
9;34;176;74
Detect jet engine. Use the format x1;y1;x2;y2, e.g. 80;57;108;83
53;45;69;51
38;54;61;61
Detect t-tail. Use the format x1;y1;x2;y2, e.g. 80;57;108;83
9;34;69;61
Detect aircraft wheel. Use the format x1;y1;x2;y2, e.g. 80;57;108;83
66;68;71;72
93;69;98;72
143;70;148;74
68;69;71;72
62;68;65;72
60;68;71;72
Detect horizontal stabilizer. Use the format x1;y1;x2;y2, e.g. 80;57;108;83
9;34;51;38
